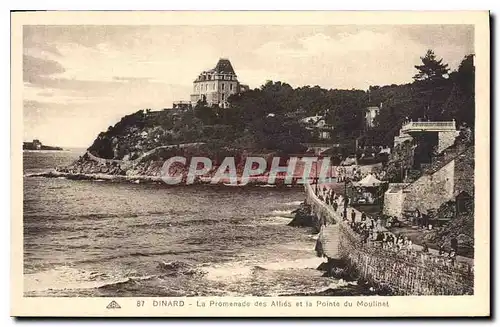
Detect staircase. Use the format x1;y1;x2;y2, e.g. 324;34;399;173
423;142;470;175
404;141;471;184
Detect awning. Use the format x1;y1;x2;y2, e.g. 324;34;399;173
354;173;384;187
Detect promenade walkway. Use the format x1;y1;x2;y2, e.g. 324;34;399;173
309;183;473;267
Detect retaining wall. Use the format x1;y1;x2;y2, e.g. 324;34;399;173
305;183;474;295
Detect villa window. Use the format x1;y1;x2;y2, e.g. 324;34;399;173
230;84;233;91
222;83;225;90
222;94;225;100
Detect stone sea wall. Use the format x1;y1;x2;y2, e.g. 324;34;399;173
305;183;474;295
337;222;473;295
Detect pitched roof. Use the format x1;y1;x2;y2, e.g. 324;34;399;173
355;173;384;187
214;58;236;74
301;115;324;125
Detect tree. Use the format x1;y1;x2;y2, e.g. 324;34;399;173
194;100;218;125
413;50;450;82
442;54;475;127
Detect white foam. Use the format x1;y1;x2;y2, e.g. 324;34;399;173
24;266;129;292
261;216;292;225
202;264;254;281
259;257;325;270
283;201;303;206
202;257;326;282
270;209;293;217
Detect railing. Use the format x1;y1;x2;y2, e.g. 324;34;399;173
401;121;456;131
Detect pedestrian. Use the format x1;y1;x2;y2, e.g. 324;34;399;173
361;212;367;221
422;213;429;229
451;237;458;253
438;242;445;256
422;242;429;253
362;229;369;244
351;209;356;224
333;201;338;212
397;235;404;250
387;234;394;249
413;208;420;226
448;249;456;266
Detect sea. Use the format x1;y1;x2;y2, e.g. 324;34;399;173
23;149;366;297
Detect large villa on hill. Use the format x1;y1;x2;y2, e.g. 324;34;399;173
173;58;249;110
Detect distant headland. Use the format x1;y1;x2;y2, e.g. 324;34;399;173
23;139;64;151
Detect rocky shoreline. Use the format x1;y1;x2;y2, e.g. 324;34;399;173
25;169;305;188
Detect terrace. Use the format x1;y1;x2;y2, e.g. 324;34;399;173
401;121;456;133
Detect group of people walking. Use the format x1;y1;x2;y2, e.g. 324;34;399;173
313;183;461;267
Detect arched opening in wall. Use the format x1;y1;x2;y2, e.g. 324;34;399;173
412;132;438;169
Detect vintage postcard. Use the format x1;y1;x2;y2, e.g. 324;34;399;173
11;11;490;317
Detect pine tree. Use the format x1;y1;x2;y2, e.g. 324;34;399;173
413;49;450;82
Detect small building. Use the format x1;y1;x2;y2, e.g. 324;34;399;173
172;101;192;111
365;105;380;128
23;139;42;150
300;115;334;140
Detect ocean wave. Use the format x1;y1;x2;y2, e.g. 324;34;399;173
66;234;89;240
76;249;209;265
259;216;292;225
97;275;157;291
269;209;294;217
24;266;134;293
202;257;325;283
157;260;206;277
130;218;220;230
24;212;139;221
274;280;363;297
47;185;70;190
283;201;303;206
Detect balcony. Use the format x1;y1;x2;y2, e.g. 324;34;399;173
401;120;456;133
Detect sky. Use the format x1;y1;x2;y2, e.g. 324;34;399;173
23;25;474;148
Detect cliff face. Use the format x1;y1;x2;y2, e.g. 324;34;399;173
87;110;184;160
58;144;248;178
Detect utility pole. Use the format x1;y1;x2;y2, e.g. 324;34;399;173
343;176;349;220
